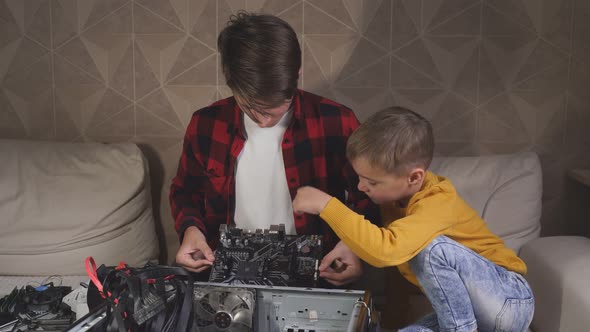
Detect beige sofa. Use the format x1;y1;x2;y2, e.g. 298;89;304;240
0;139;160;295
422;152;590;332
1;140;587;331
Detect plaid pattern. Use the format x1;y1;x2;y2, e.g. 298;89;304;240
170;89;378;250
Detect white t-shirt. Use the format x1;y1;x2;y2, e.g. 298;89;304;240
234;111;296;234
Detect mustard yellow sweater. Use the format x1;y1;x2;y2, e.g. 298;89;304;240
319;171;526;287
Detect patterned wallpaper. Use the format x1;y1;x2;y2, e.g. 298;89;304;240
1;0;589;263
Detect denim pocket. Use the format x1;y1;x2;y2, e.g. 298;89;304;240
495;297;534;332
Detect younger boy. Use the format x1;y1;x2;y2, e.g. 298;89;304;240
292;107;534;332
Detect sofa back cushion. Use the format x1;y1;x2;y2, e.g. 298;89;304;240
0;140;159;275
429;152;542;253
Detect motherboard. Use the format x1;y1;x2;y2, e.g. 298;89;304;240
208;224;323;287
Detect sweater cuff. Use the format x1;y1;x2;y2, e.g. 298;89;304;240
320;197;360;230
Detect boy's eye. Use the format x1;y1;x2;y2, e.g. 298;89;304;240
368;181;377;186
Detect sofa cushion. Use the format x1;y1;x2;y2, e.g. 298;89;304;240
0;140;159;275
430;152;542;252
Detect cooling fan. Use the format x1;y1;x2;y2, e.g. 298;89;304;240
193;286;255;332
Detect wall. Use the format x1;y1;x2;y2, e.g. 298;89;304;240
1;0;589;263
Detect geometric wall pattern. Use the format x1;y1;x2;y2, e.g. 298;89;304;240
1;0;589;263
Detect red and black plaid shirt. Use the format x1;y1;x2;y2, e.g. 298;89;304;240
170;89;379;251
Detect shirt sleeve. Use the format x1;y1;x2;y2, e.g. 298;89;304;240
319;190;457;268
169;114;209;241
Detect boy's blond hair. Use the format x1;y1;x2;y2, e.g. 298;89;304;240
346;106;434;175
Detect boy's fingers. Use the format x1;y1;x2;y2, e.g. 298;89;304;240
319;270;337;280
178;257;213;272
319;253;337;271
204;251;215;262
330;259;346;273
318;257;332;272
183;263;212;273
320;271;346;286
198;244;215;262
193;262;213;273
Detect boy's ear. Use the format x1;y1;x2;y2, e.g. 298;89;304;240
408;168;425;186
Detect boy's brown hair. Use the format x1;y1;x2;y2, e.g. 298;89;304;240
346;106;434;175
217;12;301;113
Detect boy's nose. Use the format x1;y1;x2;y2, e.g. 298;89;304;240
357;182;367;192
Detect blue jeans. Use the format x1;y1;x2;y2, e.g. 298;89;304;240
399;236;534;332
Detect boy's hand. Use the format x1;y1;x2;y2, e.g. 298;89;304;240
292;186;333;215
176;226;215;273
319;241;363;286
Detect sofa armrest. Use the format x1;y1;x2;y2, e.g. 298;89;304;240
519;236;590;332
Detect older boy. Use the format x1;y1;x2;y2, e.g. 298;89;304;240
293;107;534;332
169;12;378;286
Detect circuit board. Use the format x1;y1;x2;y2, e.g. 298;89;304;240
208;224;323;287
